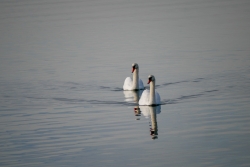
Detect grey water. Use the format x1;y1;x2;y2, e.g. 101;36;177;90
1;0;250;166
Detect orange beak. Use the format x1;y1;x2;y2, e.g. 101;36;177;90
147;79;151;84
132;67;135;73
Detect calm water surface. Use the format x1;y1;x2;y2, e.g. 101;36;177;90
1;0;250;166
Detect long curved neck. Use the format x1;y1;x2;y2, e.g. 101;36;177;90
149;80;155;105
132;69;139;90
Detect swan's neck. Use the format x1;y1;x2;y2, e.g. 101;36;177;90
132;69;139;90
149;81;156;105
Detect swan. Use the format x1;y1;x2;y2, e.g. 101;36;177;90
123;63;144;90
139;75;161;106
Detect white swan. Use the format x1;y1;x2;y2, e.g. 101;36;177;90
139;75;161;106
123;63;144;90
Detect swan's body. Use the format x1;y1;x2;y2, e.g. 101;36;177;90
123;63;144;90
139;75;161;106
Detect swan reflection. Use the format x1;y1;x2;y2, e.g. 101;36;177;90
123;90;143;102
123;90;161;139
140;106;161;139
123;90;143;119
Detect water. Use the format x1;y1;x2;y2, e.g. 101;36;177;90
1;0;250;166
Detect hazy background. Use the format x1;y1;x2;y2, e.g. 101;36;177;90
1;0;250;166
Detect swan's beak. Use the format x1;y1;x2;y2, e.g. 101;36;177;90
147;79;151;84
132;67;135;73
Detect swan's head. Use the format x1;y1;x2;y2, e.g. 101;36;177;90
147;75;155;84
132;63;139;73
